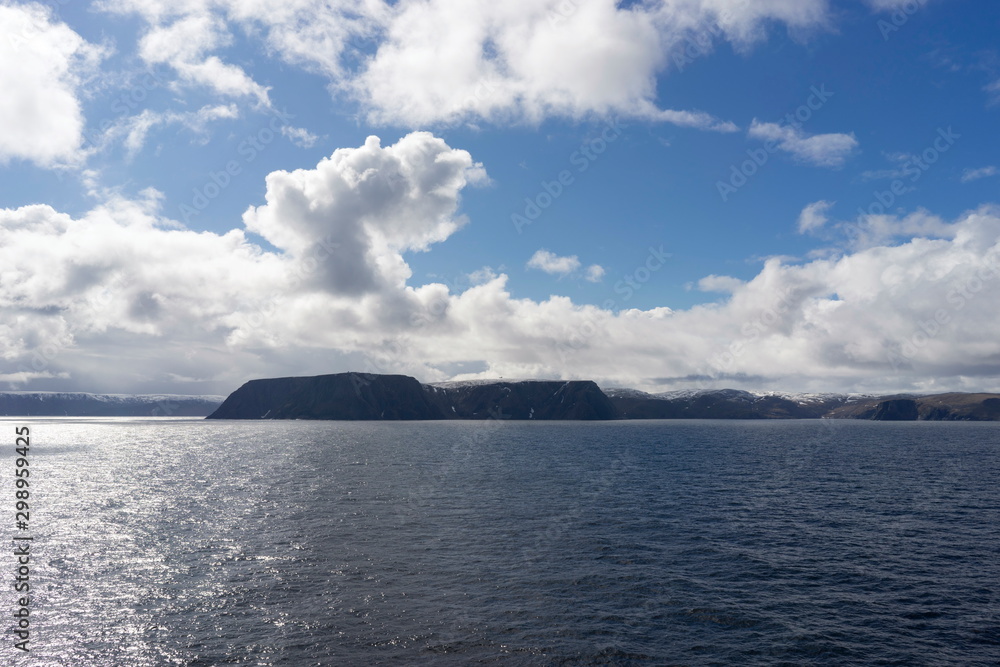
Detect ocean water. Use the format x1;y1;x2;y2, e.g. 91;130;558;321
2;418;999;666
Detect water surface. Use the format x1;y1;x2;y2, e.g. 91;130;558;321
2;418;998;665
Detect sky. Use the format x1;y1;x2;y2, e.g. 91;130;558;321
1;0;999;396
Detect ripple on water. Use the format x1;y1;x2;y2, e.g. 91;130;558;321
1;418;997;665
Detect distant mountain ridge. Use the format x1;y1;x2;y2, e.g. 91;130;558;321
3;377;996;420
0;392;224;417
204;373;1000;421
603;387;859;420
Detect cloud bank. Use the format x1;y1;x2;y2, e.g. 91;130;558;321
2;132;999;395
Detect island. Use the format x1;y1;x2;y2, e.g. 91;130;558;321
205;372;1000;421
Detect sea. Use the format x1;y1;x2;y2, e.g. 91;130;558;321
1;418;998;666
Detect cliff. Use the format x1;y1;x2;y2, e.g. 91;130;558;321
204;373;1000;421
208;375;617;420
827;393;1000;421
206;373;444;420
426;380;617;420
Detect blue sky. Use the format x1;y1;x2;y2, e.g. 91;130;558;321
1;0;999;395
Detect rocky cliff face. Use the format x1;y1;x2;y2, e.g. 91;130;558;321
208;375;616;420
426;380;617;420
206;373;445;420
827;393;1000;421
204;373;1000;421
871;399;919;421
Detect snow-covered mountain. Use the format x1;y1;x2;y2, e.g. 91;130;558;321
602;387;860;419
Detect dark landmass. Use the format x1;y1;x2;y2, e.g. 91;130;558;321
604;388;852;420
207;375;616;420
4;375;995;420
426;380;617;420
204;373;1000;421
205;373;444;420
826;393;1000;421
0;392;223;417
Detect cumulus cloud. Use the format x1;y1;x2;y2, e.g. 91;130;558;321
585;265;606;283
749;120;858;167
798;200;835;234
527;250;582;276
348;0;822;127
130;11;270;104
3;132;1000;396
243;132;487;294
0;3;105;167
96;0;832;128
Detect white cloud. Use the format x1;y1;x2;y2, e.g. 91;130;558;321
749;120;858;167
120;104;240;158
961;166;998;183
3;132;1000;396
987;79;1000;104
349;0;804;127
96;0;832;128
864;0;934;9
798;200;835;234
840;208;954;250
0;3;105;167
647;108;739;132
136;13;270;105
527;250;581;276
281;126;320;148
697;275;745;293
585;265;606;283
243;132;488;293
